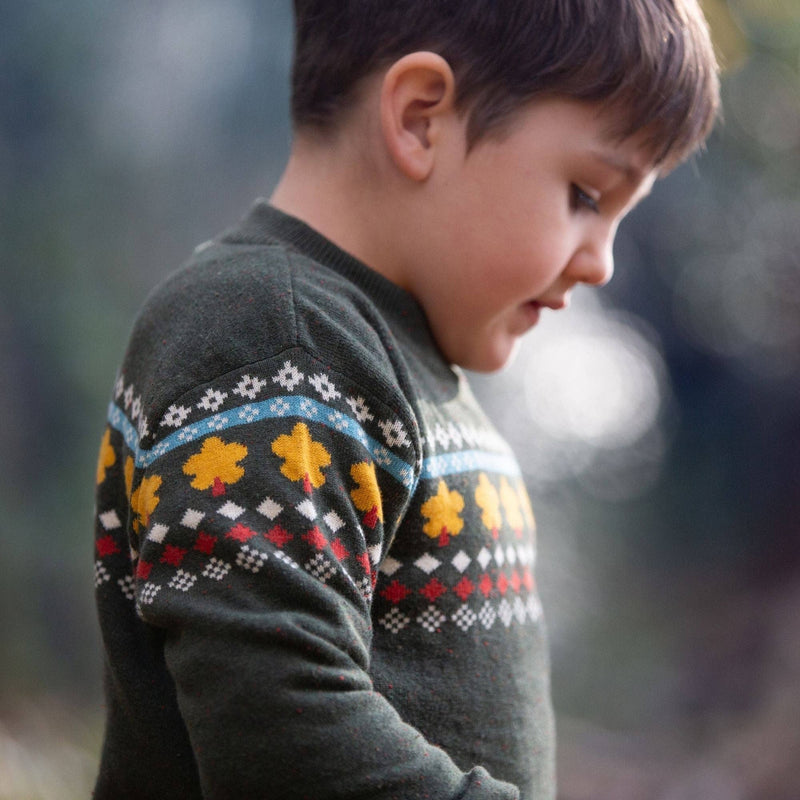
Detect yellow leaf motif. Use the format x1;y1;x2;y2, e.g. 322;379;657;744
271;423;331;493
131;475;162;533
350;462;384;529
500;476;523;535
96;428;116;485
124;456;135;500
474;472;502;537
516;479;536;533
182;436;248;497
421;479;464;546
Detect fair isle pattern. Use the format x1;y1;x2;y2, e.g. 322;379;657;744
109;360;523;489
374;538;542;636
97;357;542;639
96;476;541;636
108;395;419;488
97;470;385;612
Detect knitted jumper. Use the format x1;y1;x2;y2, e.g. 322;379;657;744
93;202;555;799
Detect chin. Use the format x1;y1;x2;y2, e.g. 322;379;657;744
455;339;520;374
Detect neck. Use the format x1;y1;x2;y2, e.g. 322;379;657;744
270;135;410;289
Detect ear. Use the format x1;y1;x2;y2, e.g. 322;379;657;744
379;52;457;182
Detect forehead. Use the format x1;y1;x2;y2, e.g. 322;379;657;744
487;98;658;175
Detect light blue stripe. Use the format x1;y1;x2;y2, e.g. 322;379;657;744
421;450;521;480
107;396;417;489
108;398;520;491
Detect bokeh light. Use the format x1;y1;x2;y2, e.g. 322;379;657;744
94;0;256;161
674;195;800;376
472;293;673;501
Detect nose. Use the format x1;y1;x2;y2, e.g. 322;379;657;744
568;227;615;287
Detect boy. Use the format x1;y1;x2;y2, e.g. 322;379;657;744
92;1;719;797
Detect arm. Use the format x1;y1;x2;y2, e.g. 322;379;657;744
125;351;519;799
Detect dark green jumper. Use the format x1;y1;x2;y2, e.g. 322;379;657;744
93;202;554;799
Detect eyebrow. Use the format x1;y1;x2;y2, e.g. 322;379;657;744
588;150;648;187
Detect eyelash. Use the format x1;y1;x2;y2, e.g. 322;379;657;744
571;184;600;214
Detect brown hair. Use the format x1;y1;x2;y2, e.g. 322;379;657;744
291;0;720;169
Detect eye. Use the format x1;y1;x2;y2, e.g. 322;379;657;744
570;184;600;214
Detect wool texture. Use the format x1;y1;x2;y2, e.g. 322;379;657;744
93;202;555;799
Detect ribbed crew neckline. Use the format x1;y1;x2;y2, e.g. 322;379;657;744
224;200;428;326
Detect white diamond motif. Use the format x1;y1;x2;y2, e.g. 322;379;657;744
346;395;374;423
513;597;527;624
257;498;283;520
414;554;441;574
452;604;477;632
378;419;411;448
380;556;402;576
526;595;543;621
296;499;317;520
380;607;410;634
308;373;340;401
168;570;197;592
323;511;345;532
451;550;471;573
117;575;135;600
274;551;299;570
477;547;492;570
417;605;446;633
273;361;304;391
148;524;169;543
369;544;382;565
203;558;231;581
233;374;267;400
218;502;245;520
478;601;497;629
181;509;205;529
236;545;266;573
197;388;228;412
94;561;110;587
99;510;121;530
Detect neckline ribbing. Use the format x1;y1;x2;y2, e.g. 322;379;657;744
222;199;438;345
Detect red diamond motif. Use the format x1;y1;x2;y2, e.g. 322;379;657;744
331;538;350;561
510;570;521;593
265;525;293;548
522;568;535;592
227;523;258;542
136;560;153;580
160;544;187;567
479;573;493;597
194;532;216;554
302;526;327;550
453;576;475;601
96;534;120;557
362;506;379;529
380;579;410;604
357;552;371;573
496;573;509;596
420;578;447;602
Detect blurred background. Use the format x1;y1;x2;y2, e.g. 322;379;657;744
1;1;798;797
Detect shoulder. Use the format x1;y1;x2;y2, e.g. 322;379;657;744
118;237;414;444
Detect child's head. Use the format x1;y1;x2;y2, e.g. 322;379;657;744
279;1;720;373
291;0;719;171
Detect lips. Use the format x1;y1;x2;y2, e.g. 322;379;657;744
537;297;568;311
520;300;542;328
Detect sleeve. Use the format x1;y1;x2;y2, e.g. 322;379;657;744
122;349;520;800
